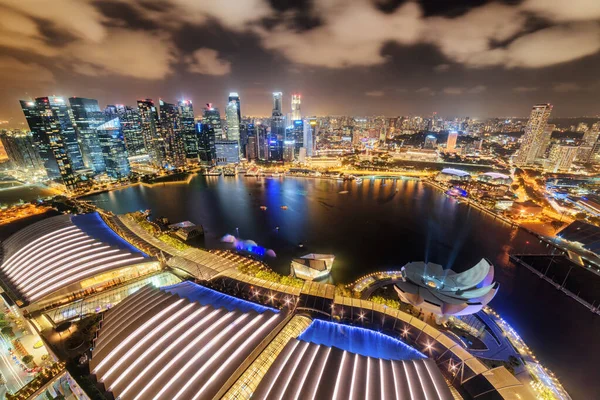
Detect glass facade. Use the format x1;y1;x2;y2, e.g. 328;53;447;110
137;99;165;166
159;100;186;167
178;100;198;160
95;117;131;179
68;97;106;173
0;131;43;170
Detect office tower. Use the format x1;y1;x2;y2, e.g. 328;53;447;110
257;124;268;160
215;140;240;165
548;145;578;172
108;105;146;157
202;104;223;139
68;97;106;173
137;99;164;166
424;135;437;149
225;100;240;143
246;135;258;160
536;123;555;159
47;96;85;171
583;124;600;145
292;120;304;156
272;92;283;116
291;94;301;121
515;103;553;165
0;131;43;170
95;117;130;180
159;100;186;168
446;132;458;152
239;122;248;158
19;98;78;190
379;126;387;146
283;140;295;162
303;118;317;157
228;92;241;125
178;100;197;161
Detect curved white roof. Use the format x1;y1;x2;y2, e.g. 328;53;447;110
90;285;284;400
0;213;148;304
440;168;470;177
481;172;510;180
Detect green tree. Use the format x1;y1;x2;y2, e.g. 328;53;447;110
21;355;34;365
1;327;14;337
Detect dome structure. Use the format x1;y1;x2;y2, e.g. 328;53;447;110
435;168;471;182
394;259;498;316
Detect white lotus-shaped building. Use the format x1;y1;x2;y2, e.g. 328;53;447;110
394;258;498;316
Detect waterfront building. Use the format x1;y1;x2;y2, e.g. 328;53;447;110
303;117;317;156
291;93;301;121
111;105;146;157
225;100;241;143
283;140;295;162
0;130;43;171
68;97;106;173
424;134;437;149
215;140;240;165
514;103;552;166
435;168;470;182
291;253;334;280
228;92;241;125
95;117;131;180
257;124;269;160
202;104;224;139
394;259;498;316
159;100;186;168
446;131;458;152
198;124;216;165
137;99;165;166
178;100;198;161
19;98;79;190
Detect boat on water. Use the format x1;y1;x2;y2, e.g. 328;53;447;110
280;206;288;210
339;190;349;194
260;206;267;210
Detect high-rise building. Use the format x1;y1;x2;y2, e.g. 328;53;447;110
198;104;222;165
19;98;78;190
0;131;43;170
272;92;283;116
68;97;106;173
178;100;197;161
228;92;241;125
95;117;131;180
215;140;240;165
424;135;437;149
48;96;85;171
159;100;186;168
583;124;600;145
303;118;318;157
257;124;269;160
548;144;578;172
515;104;553;166
291;94;301;121
137;99;164;166
111;105;146;157
202;104;223;139
446;131;458;152
536;124;555;159
246;134;258;161
225;100;240;143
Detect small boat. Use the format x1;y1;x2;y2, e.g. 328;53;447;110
280;206;288;210
260;206;267;210
339;190;349;194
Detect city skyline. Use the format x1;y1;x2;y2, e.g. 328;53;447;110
1;0;600;123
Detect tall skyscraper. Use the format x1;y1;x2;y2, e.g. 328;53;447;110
272;92;283;116
198;104;221;165
549;144;578;172
113;105;145;157
95;116;131;180
19;98;78;190
159;100;186;168
68;97;106;173
291;94;301;121
137;99;164;166
446;131;458;152
225;100;240;143
0;131;43;170
303;118;318;157
536;123;555;159
228;92;241;125
178;100;197;161
202;104;223;138
515;103;553;166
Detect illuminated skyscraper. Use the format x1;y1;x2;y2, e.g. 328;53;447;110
176;100;197;161
225;100;240;142
536;123;555;159
112;105;146;157
19;98;78;190
272;92;283;116
303;118;318;157
198;104;221;165
0;131;42;170
159;100;186;168
549;144;578;172
446;131;458;152
68;97;106;173
424;135;437;149
95;116;131;179
137;99;165;166
291;94;301;121
228;92;241;124
515;103;553;166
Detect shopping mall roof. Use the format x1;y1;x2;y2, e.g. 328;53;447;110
252;339;453;400
90;284;285;400
0;213;149;305
440;168;470;177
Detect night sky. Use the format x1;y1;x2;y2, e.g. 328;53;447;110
0;0;599;124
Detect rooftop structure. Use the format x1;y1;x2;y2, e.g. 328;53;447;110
478;172;513;185
435;168;471;182
0;213;157;309
394;259;498;316
291;253;335;280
